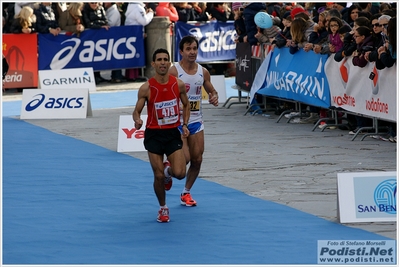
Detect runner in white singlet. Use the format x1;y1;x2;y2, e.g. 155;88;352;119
168;35;219;207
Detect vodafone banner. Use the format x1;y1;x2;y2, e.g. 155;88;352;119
325;57;396;122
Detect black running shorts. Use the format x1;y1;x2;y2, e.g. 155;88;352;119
144;127;183;156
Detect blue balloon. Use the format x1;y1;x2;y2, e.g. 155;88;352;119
254;12;273;29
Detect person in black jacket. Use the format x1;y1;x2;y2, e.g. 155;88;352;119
208;2;233;22
334;16;369;62
365;14;391;69
273;11;292;48
175;2;193;22
189;2;210;22
34;2;61;36
82;2;109;29
3;54;9;81
82;2;110;84
306;10;328;51
9;6;36;34
232;2;246;43
377;16;396;68
243;2;266;46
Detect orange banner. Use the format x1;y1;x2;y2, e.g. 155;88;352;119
2;34;38;89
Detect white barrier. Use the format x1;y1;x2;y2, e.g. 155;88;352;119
326;57;396;122
337;171;397;223
39;67;96;92
20;88;92;119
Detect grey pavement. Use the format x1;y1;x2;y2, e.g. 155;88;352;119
2;78;397;240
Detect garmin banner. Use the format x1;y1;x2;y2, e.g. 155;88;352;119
174;21;236;63
326;57;396;122
38;25;145;71
256;47;331;109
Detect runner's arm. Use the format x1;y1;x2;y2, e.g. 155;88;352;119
178;78;190;137
202;67;219;106
132;82;149;130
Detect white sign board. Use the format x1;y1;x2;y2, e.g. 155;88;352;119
39;67;96;92
20;88;93;119
202;75;227;104
117;115;147;152
337;171;397;223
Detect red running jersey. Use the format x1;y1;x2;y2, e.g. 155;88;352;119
146;75;181;129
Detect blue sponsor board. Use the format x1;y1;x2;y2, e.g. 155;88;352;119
174;21;236;63
257;47;331;109
38;25;145;71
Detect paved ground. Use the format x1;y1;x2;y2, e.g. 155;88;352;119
2;77;397;240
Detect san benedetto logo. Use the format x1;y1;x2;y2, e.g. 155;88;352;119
374;179;396;214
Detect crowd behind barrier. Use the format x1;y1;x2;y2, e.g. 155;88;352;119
233;41;396;138
2;16;235;89
226;2;396;141
2;2;397;141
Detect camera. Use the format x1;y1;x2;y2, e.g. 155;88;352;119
369;72;375;80
361;45;374;52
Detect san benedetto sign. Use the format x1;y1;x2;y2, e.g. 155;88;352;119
337;171;397;223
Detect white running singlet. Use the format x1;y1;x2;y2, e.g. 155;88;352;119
174;62;204;124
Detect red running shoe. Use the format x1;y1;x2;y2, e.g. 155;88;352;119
157;207;170;223
180;193;197;206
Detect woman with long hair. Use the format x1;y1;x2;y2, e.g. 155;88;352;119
352;26;374;68
289;17;308;54
59;2;85;35
9;6;36;34
345;3;361;27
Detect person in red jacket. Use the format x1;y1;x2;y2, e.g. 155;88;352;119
132;48;190;223
155;2;179;22
155;2;178;36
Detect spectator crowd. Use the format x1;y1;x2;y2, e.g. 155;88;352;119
230;2;396;142
2;2;397;141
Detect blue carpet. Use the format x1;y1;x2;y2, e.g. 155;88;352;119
2;117;393;264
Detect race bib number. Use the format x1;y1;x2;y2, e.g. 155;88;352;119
155;99;179;125
188;95;202;112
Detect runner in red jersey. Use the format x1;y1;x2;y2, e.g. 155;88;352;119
133;48;190;223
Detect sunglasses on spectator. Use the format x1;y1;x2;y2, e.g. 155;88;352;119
372;23;381;27
380;23;388;28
